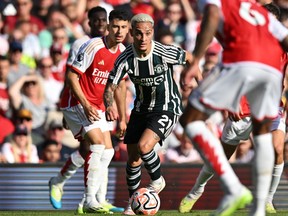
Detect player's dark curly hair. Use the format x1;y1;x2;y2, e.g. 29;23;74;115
109;9;132;22
88;6;107;19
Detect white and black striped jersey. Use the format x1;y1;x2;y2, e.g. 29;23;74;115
108;41;187;115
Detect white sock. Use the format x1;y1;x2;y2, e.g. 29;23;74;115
71;150;85;167
251;133;274;215
185;121;241;194
267;162;284;204
188;163;214;199
96;148;114;204
85;144;105;203
55;151;84;187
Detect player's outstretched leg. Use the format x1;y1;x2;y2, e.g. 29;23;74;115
184;120;252;215
179;164;214;213
48;151;84;209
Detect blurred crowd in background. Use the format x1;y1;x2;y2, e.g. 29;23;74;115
0;0;288;164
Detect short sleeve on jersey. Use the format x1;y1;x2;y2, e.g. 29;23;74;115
268;13;288;41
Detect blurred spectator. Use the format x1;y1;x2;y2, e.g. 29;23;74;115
62;2;85;43
15;20;41;63
37;119;75;161
0;12;9;56
130;0;165;19
0;55;11;116
165;133;202;163
38;9;63;56
59;0;87;22
0;55;14;143
155;0;193;48
39;139;61;163
37;56;64;110
202;61;217;78
51;27;70;54
14;108;44;144
1;1;17;17
284;139;288;162
38;9;75;56
7;40;34;87
3;0;45;35
185;8;201;53
8;74;51;138
50;42;67;82
202;42;222;68
31;0;56;25
1;124;39;163
158;28;175;45
3;108;45;145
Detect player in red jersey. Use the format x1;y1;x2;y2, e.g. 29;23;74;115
49;9;130;214
49;7;125;213
179;3;287;214
179;0;288;215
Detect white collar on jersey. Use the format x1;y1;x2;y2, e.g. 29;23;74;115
132;40;155;61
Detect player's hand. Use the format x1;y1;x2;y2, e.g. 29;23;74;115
228;106;244;121
105;106;118;121
181;62;201;91
117;120;127;139
84;104;100;122
228;112;242;121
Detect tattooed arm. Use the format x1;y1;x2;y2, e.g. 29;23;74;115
104;82;119;121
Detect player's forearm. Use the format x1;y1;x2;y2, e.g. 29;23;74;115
67;69;90;107
193;4;220;60
104;82;117;108
115;80;127;123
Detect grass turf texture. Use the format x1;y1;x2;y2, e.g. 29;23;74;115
1;210;288;216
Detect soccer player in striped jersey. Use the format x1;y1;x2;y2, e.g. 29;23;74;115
50;9;130;214
103;13;195;215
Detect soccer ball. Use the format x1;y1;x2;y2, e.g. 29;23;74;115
131;187;160;215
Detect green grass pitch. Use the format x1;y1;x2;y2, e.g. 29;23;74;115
1;210;288;216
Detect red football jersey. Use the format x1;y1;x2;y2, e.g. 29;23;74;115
199;0;287;72
60;37;125;111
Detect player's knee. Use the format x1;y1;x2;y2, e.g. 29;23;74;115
79;140;90;157
137;142;155;155
274;144;284;157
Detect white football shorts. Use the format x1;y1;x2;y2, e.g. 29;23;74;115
61;104;114;141
221;108;286;145
189;62;283;121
